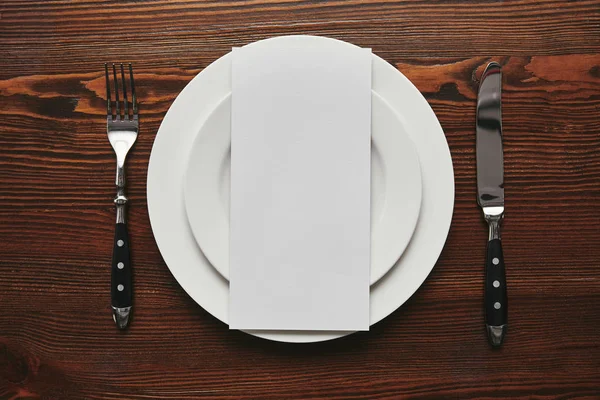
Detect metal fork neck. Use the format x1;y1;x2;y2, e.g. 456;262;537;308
116;165;125;187
115;187;128;224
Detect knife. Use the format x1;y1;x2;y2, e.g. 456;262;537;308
476;62;507;347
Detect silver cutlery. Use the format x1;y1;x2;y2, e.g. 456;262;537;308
476;62;507;347
105;63;138;329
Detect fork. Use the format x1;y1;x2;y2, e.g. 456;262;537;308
105;63;138;329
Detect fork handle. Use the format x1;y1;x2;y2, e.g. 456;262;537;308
111;222;132;329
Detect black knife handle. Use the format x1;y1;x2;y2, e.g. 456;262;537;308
111;222;132;329
485;238;507;346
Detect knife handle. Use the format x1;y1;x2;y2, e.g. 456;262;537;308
485;238;507;347
111;222;132;329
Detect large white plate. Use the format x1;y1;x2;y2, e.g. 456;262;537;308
183;92;423;285
147;35;454;343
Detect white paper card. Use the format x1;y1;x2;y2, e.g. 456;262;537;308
229;42;371;331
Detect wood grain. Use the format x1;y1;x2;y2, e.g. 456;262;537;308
1;0;600;398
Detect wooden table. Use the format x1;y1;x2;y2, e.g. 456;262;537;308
1;1;599;398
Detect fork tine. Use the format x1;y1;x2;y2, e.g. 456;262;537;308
105;63;112;117
120;63;129;119
112;64;120;119
129;64;137;116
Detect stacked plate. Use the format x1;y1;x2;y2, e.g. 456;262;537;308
147;36;454;343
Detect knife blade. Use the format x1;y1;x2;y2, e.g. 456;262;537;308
476;62;507;347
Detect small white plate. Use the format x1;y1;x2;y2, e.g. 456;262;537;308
183;92;422;285
147;35;454;343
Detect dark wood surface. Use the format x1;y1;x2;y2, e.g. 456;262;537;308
1;1;600;398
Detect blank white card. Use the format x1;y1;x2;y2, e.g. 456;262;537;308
229;41;371;331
